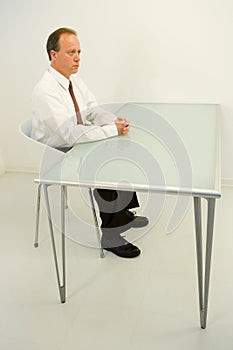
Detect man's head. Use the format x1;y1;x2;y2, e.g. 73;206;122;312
46;27;81;79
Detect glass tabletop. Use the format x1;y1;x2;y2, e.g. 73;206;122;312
39;103;221;198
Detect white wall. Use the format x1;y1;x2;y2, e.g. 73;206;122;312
1;0;233;180
0;146;5;175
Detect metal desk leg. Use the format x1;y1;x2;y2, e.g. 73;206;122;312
88;188;105;258
194;197;216;329
64;186;68;209
34;184;41;248
43;184;66;303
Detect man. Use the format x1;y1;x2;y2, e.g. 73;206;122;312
31;27;148;258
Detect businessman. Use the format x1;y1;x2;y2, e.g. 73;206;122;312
31;27;148;258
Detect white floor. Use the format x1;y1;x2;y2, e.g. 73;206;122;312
0;172;233;350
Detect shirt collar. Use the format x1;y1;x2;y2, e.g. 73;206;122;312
49;66;70;90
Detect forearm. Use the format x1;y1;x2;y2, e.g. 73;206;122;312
73;123;118;144
85;106;117;126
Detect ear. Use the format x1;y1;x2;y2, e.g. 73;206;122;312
50;50;57;61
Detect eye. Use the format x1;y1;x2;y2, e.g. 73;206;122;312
68;50;76;56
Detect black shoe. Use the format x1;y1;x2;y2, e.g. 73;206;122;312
101;236;141;258
100;211;149;237
104;242;141;258
126;210;149;228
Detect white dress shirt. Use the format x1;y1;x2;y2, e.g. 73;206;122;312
31;66;118;148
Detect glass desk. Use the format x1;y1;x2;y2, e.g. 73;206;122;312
35;102;221;329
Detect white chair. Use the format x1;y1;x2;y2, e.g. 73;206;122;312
19;119;66;247
19;119;103;303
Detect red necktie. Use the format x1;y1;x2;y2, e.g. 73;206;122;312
69;81;83;125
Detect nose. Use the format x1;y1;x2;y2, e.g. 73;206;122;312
74;51;80;62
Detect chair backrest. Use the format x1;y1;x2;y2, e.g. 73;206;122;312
20;119;32;138
19;119;65;175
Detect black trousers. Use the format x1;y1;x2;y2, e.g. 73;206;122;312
57;147;139;231
94;189;139;230
57;147;139;239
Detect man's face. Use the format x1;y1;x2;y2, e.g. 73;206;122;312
50;33;81;79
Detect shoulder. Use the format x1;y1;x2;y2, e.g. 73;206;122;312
32;70;59;97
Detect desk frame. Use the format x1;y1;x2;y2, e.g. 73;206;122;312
36;179;218;330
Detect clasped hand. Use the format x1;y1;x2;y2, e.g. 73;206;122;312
114;116;130;135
